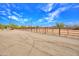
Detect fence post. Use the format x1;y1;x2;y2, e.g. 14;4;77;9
67;28;69;36
59;28;61;36
45;27;46;34
52;28;54;35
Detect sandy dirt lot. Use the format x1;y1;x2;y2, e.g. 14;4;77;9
0;30;79;56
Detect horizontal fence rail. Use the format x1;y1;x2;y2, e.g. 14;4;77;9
19;27;79;39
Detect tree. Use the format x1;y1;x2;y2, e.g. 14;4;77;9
56;23;65;36
7;24;19;29
73;25;79;30
0;24;5;30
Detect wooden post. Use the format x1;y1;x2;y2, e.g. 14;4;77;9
52;28;54;34
67;28;69;36
44;27;46;34
59;28;61;36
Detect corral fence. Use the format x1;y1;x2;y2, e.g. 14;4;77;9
22;27;79;39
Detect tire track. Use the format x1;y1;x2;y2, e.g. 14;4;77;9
0;30;79;55
21;31;79;55
18;33;53;55
17;32;79;55
27;40;35;56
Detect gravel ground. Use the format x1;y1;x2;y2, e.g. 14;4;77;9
0;30;79;56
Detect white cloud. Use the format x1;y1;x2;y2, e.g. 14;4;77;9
8;15;29;24
50;7;69;17
23;19;28;22
41;3;76;23
38;19;43;22
44;6;70;22
0;11;5;12
48;4;79;21
13;11;22;17
41;3;54;12
6;3;10;8
0;11;7;15
6;9;11;15
44;17;49;20
8;15;18;21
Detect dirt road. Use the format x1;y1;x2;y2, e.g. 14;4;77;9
0;30;79;56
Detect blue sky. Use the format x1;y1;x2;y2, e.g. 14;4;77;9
0;3;79;27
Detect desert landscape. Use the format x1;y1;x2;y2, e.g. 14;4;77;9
0;3;79;56
0;29;79;56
